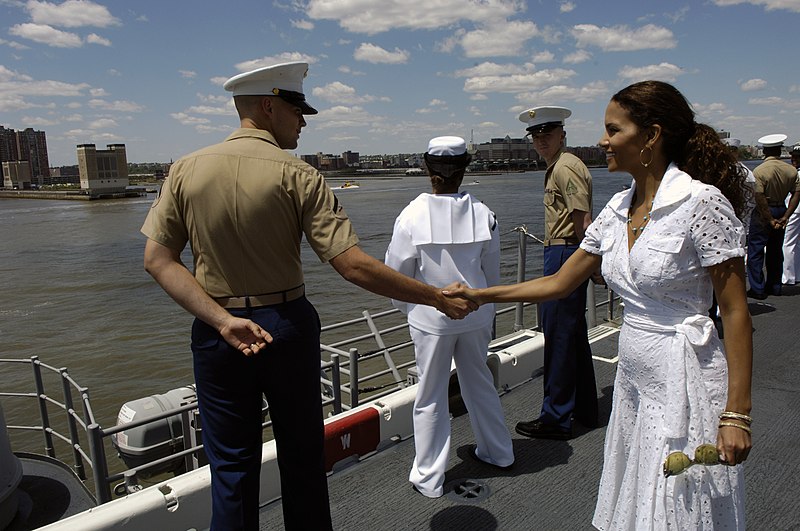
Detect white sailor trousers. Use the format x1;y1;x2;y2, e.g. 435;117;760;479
408;325;514;497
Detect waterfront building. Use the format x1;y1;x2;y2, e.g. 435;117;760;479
0;126;50;185
2;161;32;189
77;144;129;194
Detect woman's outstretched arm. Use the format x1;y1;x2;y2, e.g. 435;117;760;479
444;249;601;306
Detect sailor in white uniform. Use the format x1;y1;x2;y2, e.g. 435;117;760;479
385;136;514;498
782;144;800;284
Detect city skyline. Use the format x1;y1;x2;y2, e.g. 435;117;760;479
1;0;799;166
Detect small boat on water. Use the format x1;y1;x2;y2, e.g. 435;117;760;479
332;181;359;190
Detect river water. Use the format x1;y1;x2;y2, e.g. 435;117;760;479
1;168;633;429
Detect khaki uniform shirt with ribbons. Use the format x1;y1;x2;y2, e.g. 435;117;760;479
543;150;592;240
753;156;800;206
141;128;359;298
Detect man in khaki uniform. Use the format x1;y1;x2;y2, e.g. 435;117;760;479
141;61;474;531
513;106;598;440
746;133;800;298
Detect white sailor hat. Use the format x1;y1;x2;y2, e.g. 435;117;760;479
757;133;787;147
791;144;800;153
223;61;318;114
427;136;467;156
724;138;741;148
518;106;571;135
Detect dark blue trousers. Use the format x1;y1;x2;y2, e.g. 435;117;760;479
540;244;598;429
747;205;787;295
192;297;332;531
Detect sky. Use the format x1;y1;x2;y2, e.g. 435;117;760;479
1;0;799;166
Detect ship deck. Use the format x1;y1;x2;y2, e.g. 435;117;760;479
259;286;800;530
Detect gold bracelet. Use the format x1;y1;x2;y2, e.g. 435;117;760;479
719;411;752;424
719;421;752;434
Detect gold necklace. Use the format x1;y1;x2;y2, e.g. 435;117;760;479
627;197;653;239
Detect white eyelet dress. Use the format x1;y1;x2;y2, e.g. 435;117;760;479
582;164;746;530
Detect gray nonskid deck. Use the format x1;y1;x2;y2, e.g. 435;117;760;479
259;286;800;530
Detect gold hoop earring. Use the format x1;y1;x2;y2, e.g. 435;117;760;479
640;146;654;168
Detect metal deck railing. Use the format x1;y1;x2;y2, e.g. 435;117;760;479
1;227;622;506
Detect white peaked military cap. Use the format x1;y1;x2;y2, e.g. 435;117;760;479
518;106;571;134
223;61;318;114
427;136;467;156
724;138;741;148
757;133;787;147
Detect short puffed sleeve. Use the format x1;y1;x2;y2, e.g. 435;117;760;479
580;202;616;256
688;184;746;267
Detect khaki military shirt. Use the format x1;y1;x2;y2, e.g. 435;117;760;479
141;128;359;298
543;151;592;240
754;156;800;206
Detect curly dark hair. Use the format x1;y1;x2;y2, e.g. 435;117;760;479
611;80;750;220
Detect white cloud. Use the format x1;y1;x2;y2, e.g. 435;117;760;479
88;117;118;129
171;112;212;126
463;68;577;94
693;102;730;116
9;23;82;47
305;0;522;35
790;85;800;93
107;69;121;77
353;43;409;64
184;104;234;116
291;19;314;30
739;78;767;91
313;105;383;129
234;53;318;72
27;0;121;28
517;81;609;104
86;33;111;46
0;38;28;50
618;62;685;82
460;20;539;58
20;115;59;127
712;0;800;13
563;49;591;64
89;88;107;97
571;24;676;51
748;96;800;109
337;65;366;76
532;51;555;63
312;81;385;104
454;62;533;78
179;70;197;79
560;2;576;13
88;99;145;112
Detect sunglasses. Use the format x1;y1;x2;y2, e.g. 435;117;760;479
662;444;722;477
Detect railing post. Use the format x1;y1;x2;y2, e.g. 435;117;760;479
514;228;527;331
331;353;342;415
607;289;614;322
349;348;359;409
60;368;86;480
31;356;55;458
586;284;597;328
87;422;112;504
180;408;195;472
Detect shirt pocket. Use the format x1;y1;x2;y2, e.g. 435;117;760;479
543;188;561;207
637;236;684;280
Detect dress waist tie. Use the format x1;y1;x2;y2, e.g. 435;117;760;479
623;312;715;439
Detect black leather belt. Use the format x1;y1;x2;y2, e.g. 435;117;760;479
215;284;305;309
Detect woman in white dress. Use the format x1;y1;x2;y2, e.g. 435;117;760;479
385;136;514;498
445;81;753;530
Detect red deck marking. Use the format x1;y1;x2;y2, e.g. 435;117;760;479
323;408;380;472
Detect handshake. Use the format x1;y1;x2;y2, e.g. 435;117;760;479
436;282;484;320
